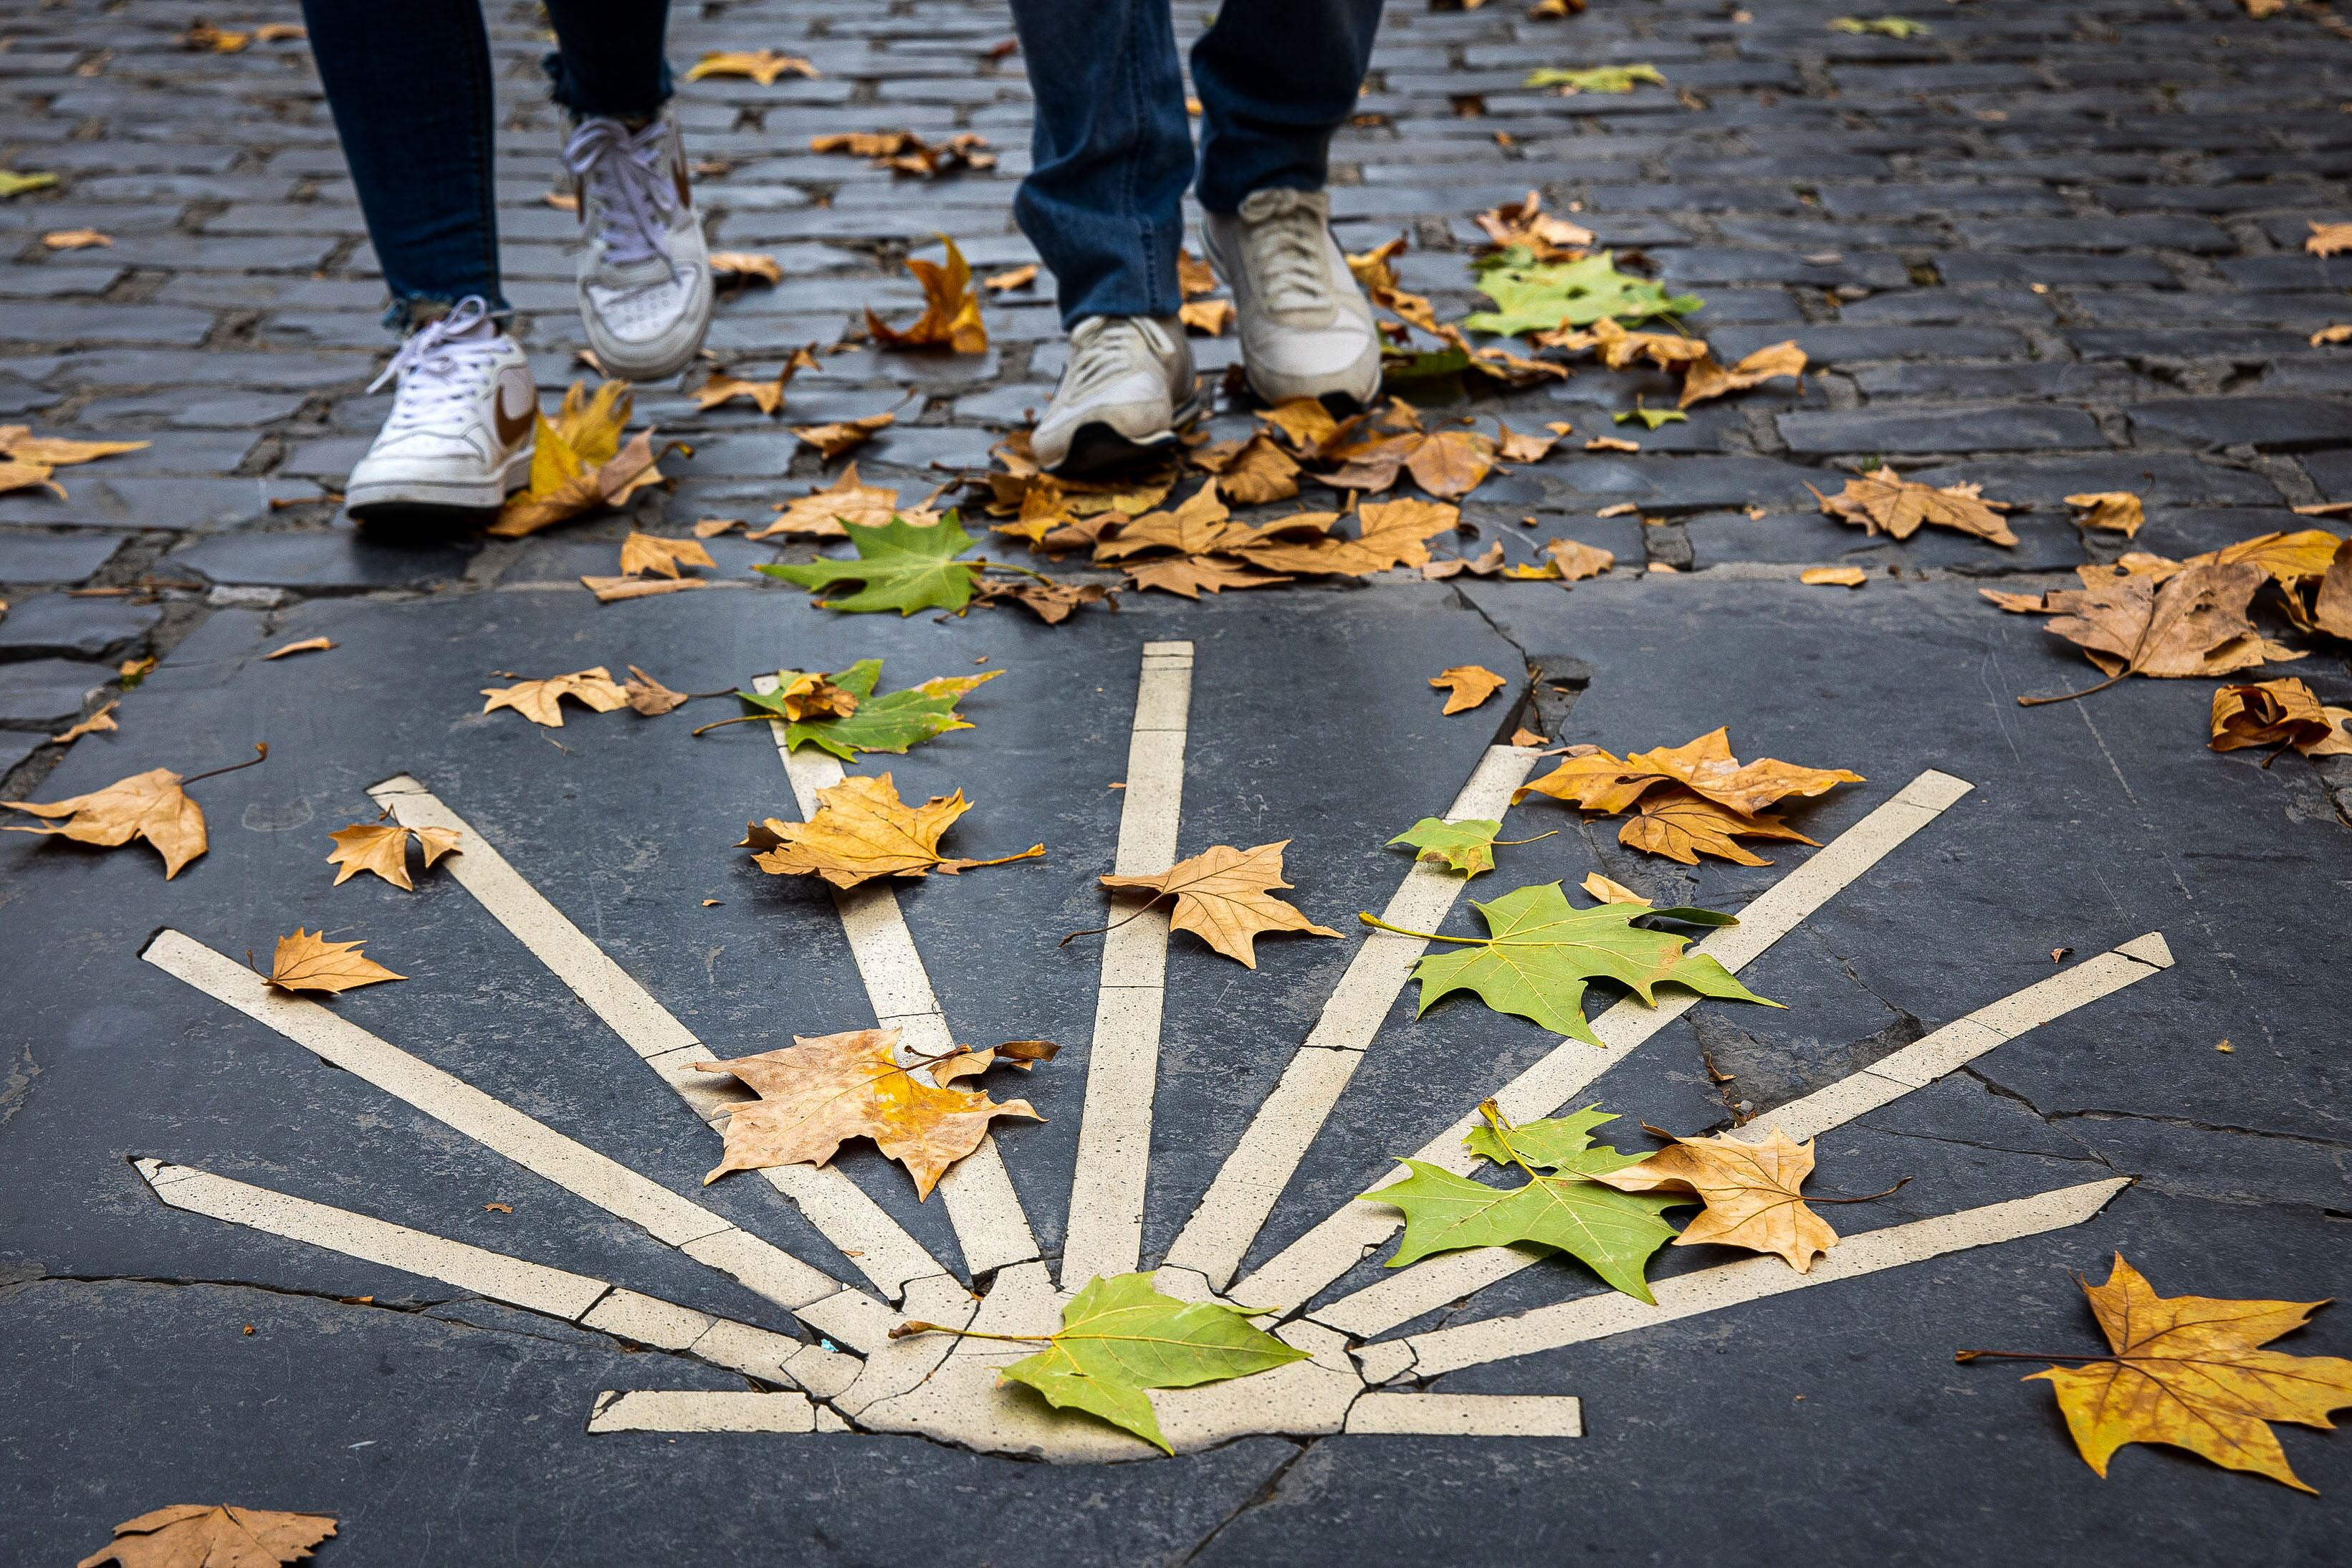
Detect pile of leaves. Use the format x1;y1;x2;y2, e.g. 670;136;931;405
710;659;999;757
811;130;995;177
0;426;150;501
489;381;672;539
1514;727;1865;866
755;510;1100;623
1042;482;1468;599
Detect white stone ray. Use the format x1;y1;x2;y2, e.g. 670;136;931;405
1230;768;1976;1317
588;1390;831;1434
369;775;943;1302
1349;1177;2129;1384
134;1157;860;1397
141;931;898;1357
757;680;1041;1281
1062;641;1193;1286
1162;742;1541;1291
1311;929;2173;1339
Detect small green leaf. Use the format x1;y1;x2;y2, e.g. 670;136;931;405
757;512;980;616
1407;881;1775;1045
730;659;1000;761
0;170;59;199
1524;63;1668;94
1614;406;1689;430
1388;817;1503;877
1000;1273;1309;1452
1830;15;1931;37
1463;251;1704;339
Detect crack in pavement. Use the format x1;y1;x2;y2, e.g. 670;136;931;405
1175;1437;1310;1567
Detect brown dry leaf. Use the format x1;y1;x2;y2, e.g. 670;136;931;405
811;131;921;158
1620;786;1817;866
50;702;119;745
269;929;404;995
745;772;1041;891
1405;429;1497;500
2040;562;2298;682
1494;423;1559;463
1678;340;1807;408
1431;664;1508;714
3;766;206;877
2197;528;2346;593
694;368;789;414
183;20;252;51
1098;841;1340;967
773;670;861;721
2311;324;2352;347
694;517;746;538
974;577;1114;624
2209;678;2352;757
1123;555;1293;598
2066;491;2146;539
0;428;151;467
1801;565;1868;588
1352;497;1468;571
618;532;717;579
1425;541;1506;580
1178;297;1236;336
77;1504;337;1568
264;636;335;660
1473;189;1595;260
684;49;820;85
709;251;783;286
1812;466;2017;547
984;264;1039;292
622;665;692;715
1544;537;1616;580
254;23;306;42
0;459;64;499
1581;317;1711;372
791;411;895;459
1592;1127;1838;1271
544;191;579;213
695;1028;1038;1200
489;381;668;538
581;575;707;603
1213;431;1301;503
1264;398;1343;453
1580;871;1650;906
2306;221;2352;257
42;228;111;250
866;235;987;354
1514;749;1673;815
755;464;906;539
479;667;631;727
1094;483;1234;563
1344;235;1440;331
325;823;462;891
2316;537;2352;639
1177;249;1219;300
1585;436;1640;453
1620;728;1864;817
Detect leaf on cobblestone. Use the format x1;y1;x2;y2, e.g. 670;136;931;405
0;171;59;199
1472;191;1596;262
326;822;462;891
1592;1126;1838;1271
2209;677;2352;756
1099;841;1340;967
1517;727;1862;820
744;771;1041;889
617;532;716;579
813;130;994;177
491;389;667;540
1581;871;1650;906
1390;816;1506;876
479;667;631;727
694;364;792;414
1812;466;2018;546
1372;1101;1679;1301
269;929;403;994
2306;222;2352;257
183;20;253;51
1622;788;1817;866
581;575;705;603
1969;1253;2352;1492
759;512;981;614
1405;429;1497;499
0;459;64;498
1495;422;1560;462
1801;565;1868;587
1179;299;1235;336
41;228;110;250
1467;251;1702;338
0;428;150;466
867;234;988;354
790;411;896;460
1123;555;1293;598
697;1027;1039;1200
754;464;917;539
1205;433;1301;503
1678;340;1807;408
987;1272;1306;1453
1830;15;1931;36
1345;234;1441;331
3;766;206;876
1430;664;1508;714
708;251;782;286
77;1504;337;1568
264;637;334;659
1534;537;1617;580
1093;484;1234;562
49;702;118;745
972;575;1115;624
1177;249;1218;300
2065;491;2145;539
684;49;819;85
2311;324;2352;347
1615;405;1686;430
2037;563;2300;684
2315;538;2352;639
984;264;1038;292
1526;63;1668;94
722;659;999;759
622;665;691;714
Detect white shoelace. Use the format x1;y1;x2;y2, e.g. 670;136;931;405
1240;191;1334;314
563;116;679;272
367;297;509;429
1058;316;1170;406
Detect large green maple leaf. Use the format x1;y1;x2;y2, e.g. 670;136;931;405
731;659;1000;760
1374;1102;1683;1301
757;512;980;615
1370;881;1775;1045
998;1273;1308;1453
1463;251;1703;338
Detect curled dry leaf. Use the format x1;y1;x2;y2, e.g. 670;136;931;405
744;771;1042;890
866;235;988;353
2306;221;2352;257
489;381;669;539
693;360;799;415
42;227;111;250
694;517;745;538
1430;664;1508;714
1678;339;1806;408
2065;491;2145;539
1471;188;1595;260
1620;787;1817;866
1544;537;1616;580
2313;536;2352;640
1176;249;1218;300
617;532;717;580
1207;431;1300;503
50;704;120;744
984;263;1039;292
754;463;909;539
1812;466;2017;547
2037;562;2298;683
77;1504;337;1568
2209;678;2352;756
1494;422;1559;463
812;130;994;176
1580;871;1651;906
581;575;706;603
269;929;404;994
479;667;631;727
972;575;1114;625
683;49;819;84
621;664;691;715
790;411;895;459
1521;726;1863;818
3;766;206;877
708;251;783;285
1585;436;1639;453
2311;324;2352;347
326;822;464;890
263;636;335;659
1178;298;1235;336
1800;565;1868;587
1344;234;1440;331
1591;1127;1839;1271
0;426;150;467
1098;841;1340;968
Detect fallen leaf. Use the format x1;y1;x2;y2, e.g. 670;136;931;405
1390;816;1505;876
2312;324;2352;347
1812;466;2017;547
1344;234;1440;330
543;191;579;212
744;771;1041;890
489;382;669;539
684;49;820;85
695;1027;1038;1199
618;532;717;580
0;171;59;199
754;464;909;540
479;667;631;727
1995;1254;2352;1492
1567;317;1711;372
264;637;334;659
1177;249;1219;299
184;20;252;51
2307;221;2352;257
972;576;1114;625
269;929;403;994
1512;727;1550;748
813;130;993;177
1678;340;1807;408
1495;422;1560;463
1830;14;1931;35
990;1272;1307;1453
694;367;792;415
1210;432;1301;503
758;512;981;615
1263;398;1343;452
694;517;745;538
325;823;463;890
1471;190;1597;261
1801;565;1868;587
1625;786;1820;866
722;660;1000;759
581;575;707;603
2209;678;2352;757
1585;436;1640;452
2066;491;2146;539
984;264;1038;292
622;665;692;715
3;766;206;876
1580;871;1650;906
42;228;111;250
2314;537;2352;639
867;235;988;353
1525;729;1862;820
1591;1127;1838;1271
0;428;150;467
1178;298;1235;336
1614;405;1687;431
1526;63;1668;94
49;703;118;745
1099;841;1340;968
1596;502;1638;518
77;1504;337;1568
1122;555;1292;598
1405;429;1498;499
1430;664;1508;714
790;411;896;461
1466;250;1701;338
2037;562;2296;682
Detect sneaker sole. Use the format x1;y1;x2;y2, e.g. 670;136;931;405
1053;388;1209;479
347;449;532;522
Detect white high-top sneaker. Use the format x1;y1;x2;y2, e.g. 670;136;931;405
565;111;714;383
1031;315;1202;474
345;297;537;520
1202;187;1382;408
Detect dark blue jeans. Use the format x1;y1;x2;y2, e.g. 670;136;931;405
1007;0;1385;328
300;0;672;333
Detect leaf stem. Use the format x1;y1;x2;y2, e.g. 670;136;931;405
1059;889;1170;948
972;557;1054;584
890;1321;1050;1344
1809;1175;1912;1204
2017;672;2124;708
946;844;1047;873
688;712;779;737
1357;912;1487;944
1491;830;1560;846
1952;1349;2110;1364
182;742;269;785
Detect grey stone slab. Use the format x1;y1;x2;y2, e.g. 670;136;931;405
1820;183;2067;216
1850;362;2148;401
2126;397;2352;451
167;527;478;590
25;429;256;475
1957;216;2235;253
0;727;44;776
76;390;309;427
0;264;128;298
45;348;371;391
2072;328;2317;360
1939;252;2181;286
0;592;158;660
0;302;217;346
0;476;314;531
2130;507;2316;560
1542;455;1831;511
0;656;110;725
1656;249;1912;290
0;532;124;583
1908;453;2281;507
1779;405;2106;455
1711;325;2032;364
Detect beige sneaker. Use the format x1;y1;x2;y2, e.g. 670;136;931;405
1203;187;1381;407
1032;315;1204;474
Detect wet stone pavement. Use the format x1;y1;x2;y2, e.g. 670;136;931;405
4;1;2352;1564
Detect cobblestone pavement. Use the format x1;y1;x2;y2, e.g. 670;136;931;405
6;1;2352;1564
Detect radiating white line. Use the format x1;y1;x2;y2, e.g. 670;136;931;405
135;1158;859;1397
1343;1392;1584;1438
1162;742;1541;1291
1354;1178;2128;1380
141;931;896;1357
369;775;943;1302
1231;768;1975;1316
757;687;1041;1281
1309;929;2169;1339
1063;641;1193;1286
588;1390;819;1434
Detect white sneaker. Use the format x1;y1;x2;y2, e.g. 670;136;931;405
346;297;536;520
1032;315;1203;474
565;111;714;383
1202;187;1382;408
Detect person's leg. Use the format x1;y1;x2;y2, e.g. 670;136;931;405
1191;0;1387;215
300;0;505;331
539;0;672;118
1006;0;1195;328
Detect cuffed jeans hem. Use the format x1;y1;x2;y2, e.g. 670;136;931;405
541;52;675;119
381;293;515;337
1192;170;1326;218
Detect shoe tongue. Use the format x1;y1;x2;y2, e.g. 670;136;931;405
1240;186;1324;222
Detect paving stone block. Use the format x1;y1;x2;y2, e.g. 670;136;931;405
1712;325;2032;364
0;302;217;347
0;532;127;583
0;476;314;531
1908;452;2280;507
167;527;477;590
0;593;159;660
2126;397;2352;451
1937;252;2179;286
0;656;111;725
1779;405;2106;456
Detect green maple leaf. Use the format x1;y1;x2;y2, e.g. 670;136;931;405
1463;252;1703;339
0;170;59;199
1389;817;1504;876
1372;1101;1683;1301
757;512;980;615
1364;881;1776;1046
1524;63;1668;94
997;1273;1309;1453
1615;406;1688;430
730;659;999;761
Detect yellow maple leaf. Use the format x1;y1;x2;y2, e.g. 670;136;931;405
2065;490;2145;538
617;532;717;579
1430;664;1508;714
866;234;988;354
3;766;207;877
325;822;464;890
269;929;404;994
78;1504;337;1568
1812;466;2017;546
479;668;631;727
683;49;819;85
1096;841;1341;968
1590;1127;1839;1271
744;773;1042;890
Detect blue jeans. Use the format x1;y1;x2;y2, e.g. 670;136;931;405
1008;0;1386;328
300;0;672;333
